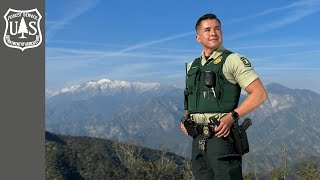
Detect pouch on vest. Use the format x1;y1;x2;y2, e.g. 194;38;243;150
186;67;199;111
197;71;219;112
204;71;216;88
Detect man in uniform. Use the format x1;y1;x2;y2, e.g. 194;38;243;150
181;13;267;179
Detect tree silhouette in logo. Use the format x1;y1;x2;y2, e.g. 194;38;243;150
18;17;28;39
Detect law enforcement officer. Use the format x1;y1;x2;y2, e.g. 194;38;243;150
180;13;267;179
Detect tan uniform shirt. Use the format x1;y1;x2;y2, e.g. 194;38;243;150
187;45;258;123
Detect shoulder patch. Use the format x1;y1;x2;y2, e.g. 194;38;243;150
240;57;251;67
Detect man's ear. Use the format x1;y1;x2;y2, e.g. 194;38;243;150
195;34;201;43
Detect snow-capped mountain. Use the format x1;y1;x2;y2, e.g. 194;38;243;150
46;79;160;99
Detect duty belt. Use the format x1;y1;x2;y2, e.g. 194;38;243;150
183;116;234;151
194;123;215;138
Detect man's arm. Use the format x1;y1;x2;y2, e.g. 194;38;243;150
235;77;267;117
215;78;267;138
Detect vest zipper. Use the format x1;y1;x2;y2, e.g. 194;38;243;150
196;88;200;111
219;85;223;108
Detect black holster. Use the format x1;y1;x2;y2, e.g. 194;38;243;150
230;123;249;155
183;119;198;138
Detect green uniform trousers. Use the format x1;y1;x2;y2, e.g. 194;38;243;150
192;135;243;180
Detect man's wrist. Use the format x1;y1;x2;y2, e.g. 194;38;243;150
230;110;239;122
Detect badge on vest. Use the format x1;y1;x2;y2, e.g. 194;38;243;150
213;55;222;64
240;57;251;67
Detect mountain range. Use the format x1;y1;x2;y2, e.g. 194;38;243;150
46;79;320;172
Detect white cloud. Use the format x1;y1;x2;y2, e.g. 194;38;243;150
226;0;317;24
46;0;100;41
228;0;320;40
116;31;195;53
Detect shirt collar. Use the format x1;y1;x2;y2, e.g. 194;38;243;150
200;45;225;65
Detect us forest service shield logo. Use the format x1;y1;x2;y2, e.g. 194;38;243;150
3;8;42;51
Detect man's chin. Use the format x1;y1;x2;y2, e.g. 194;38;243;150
208;42;221;48
208;45;221;50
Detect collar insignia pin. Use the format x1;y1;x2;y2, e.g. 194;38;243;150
213;56;222;64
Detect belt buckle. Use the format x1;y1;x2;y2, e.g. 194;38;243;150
203;125;211;138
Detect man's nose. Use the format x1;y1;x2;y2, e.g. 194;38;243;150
210;29;217;36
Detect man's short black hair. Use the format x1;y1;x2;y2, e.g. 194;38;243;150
195;14;221;32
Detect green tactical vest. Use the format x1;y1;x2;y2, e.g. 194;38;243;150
187;50;241;113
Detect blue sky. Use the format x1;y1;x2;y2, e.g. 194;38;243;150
46;0;320;93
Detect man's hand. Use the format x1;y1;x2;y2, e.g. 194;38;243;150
214;78;267;139
180;122;188;136
214;113;235;138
